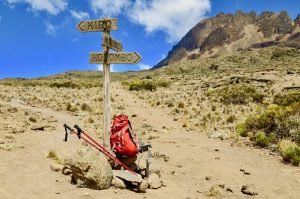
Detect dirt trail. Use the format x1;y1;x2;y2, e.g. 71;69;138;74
0;83;300;199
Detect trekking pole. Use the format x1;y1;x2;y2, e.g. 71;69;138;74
73;125;137;175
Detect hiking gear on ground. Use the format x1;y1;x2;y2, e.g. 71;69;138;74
63;124;138;176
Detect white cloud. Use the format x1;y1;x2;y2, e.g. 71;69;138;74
97;64;117;72
138;63;151;70
4;0;67;15
97;64;102;71
129;0;211;43
70;10;90;20
44;18;69;36
90;0;130;16
45;21;57;35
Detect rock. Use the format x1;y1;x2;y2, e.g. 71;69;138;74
244;171;251;175
30;125;45;131
0;140;4;144
241;184;258;196
111;177;126;189
64;147;113;190
148;173;162;189
62;167;72;175
50;164;64;172
226;187;234;193
205;176;212;181
218;183;225;189
149;169;161;178
137;179;149;192
11;128;25;134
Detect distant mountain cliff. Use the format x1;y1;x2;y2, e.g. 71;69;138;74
154;11;300;69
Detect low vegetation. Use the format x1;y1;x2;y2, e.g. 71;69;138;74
237;90;300;165
122;79;171;91
218;85;265;105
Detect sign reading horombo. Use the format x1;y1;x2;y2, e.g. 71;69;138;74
76;17;142;148
90;52;142;64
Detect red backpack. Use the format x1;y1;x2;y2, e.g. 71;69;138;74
110;114;139;157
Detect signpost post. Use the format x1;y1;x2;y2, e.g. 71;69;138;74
77;18;142;149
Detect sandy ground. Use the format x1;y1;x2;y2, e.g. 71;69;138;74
1;82;300;199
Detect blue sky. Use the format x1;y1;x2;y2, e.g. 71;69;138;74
0;0;299;78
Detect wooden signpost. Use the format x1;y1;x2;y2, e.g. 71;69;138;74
77;18;142;149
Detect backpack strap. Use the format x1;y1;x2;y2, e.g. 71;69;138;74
127;120;139;148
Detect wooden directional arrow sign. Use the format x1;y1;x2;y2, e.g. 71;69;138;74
90;52;142;64
77;18;118;32
102;33;123;52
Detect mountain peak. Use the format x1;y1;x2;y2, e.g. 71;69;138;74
154;11;299;69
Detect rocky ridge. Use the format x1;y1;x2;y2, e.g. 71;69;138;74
154;11;300;69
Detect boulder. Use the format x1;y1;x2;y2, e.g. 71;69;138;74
62;167;72;175
64;147;113;190
111;177;126;189
137;179;149;192
50;163;64;172
241;184;258;196
148;173;162;189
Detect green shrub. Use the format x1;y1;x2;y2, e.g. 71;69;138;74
49;81;79;89
66;102;72;111
226;115;236;123
81;103;91;112
273;92;300;106
271;48;299;59
122;79;171;91
236;123;247;137
255;131;269;147
219;85;264;105
278;140;300;165
156;80;171;88
178;102;185;108
205;88;215;97
242;103;300;142
127;80;156;91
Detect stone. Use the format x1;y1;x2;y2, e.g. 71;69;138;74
62;167;72;175
226;187;234;193
149;169;161;178
30;125;45;131
218;183;225;189
64;147;113;190
205;176;212;181
241;184;258;196
148;173;162;189
111;177;126;189
137;179;149;192
244;171;251;175
0;140;4;144
50;164;64;172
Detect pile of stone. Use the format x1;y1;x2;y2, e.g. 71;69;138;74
50;146;163;192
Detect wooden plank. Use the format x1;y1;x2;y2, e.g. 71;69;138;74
89;52;142;64
102;33;123;52
77;18;117;32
